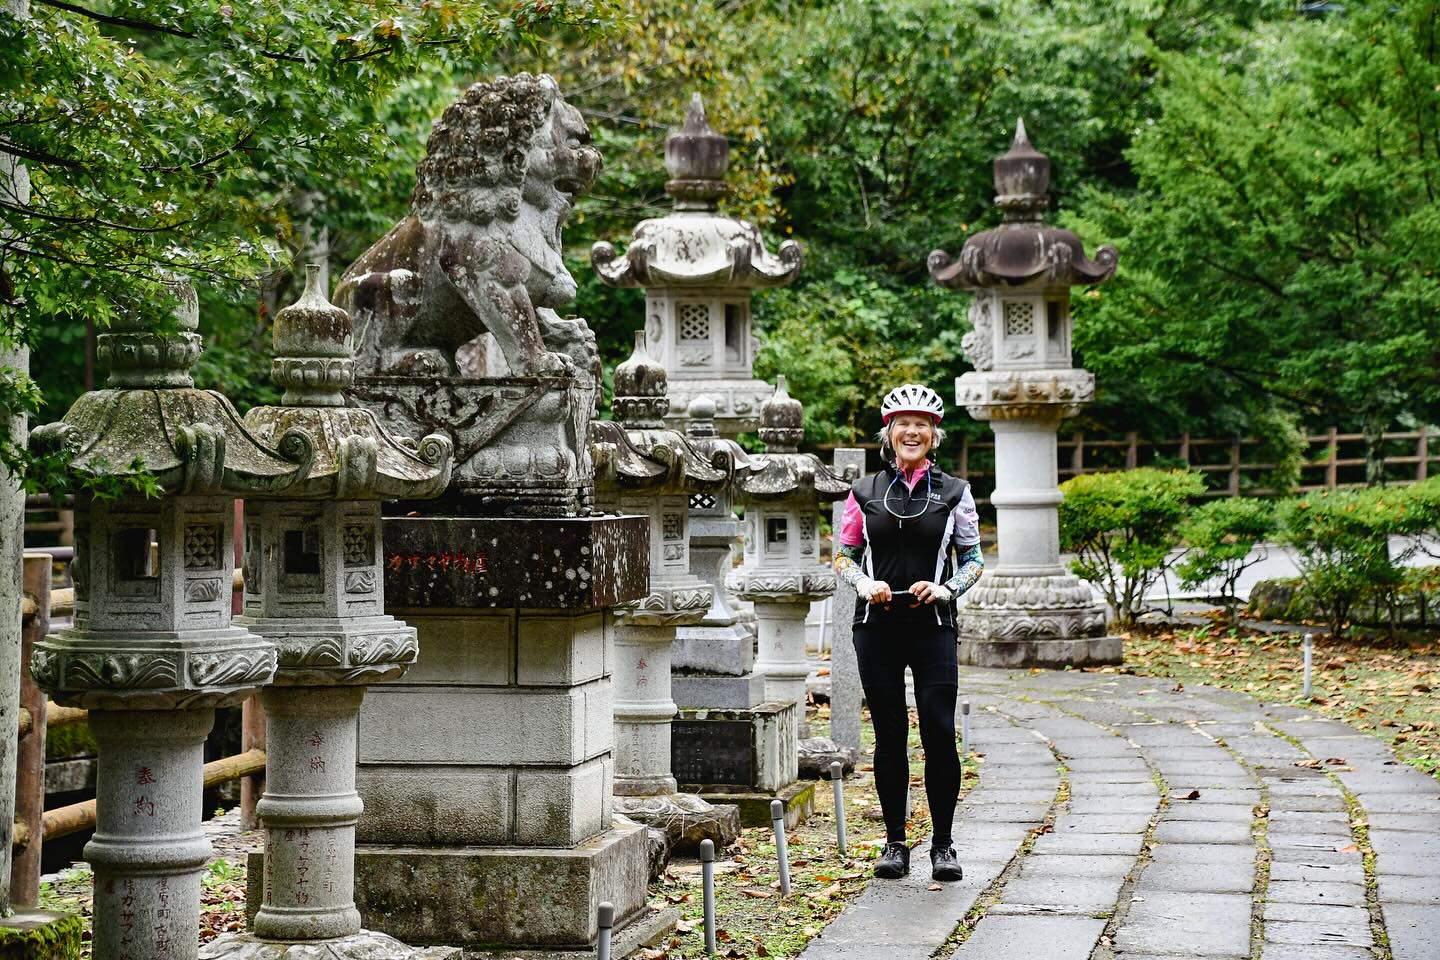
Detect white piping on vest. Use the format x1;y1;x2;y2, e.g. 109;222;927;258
861;509;873;625
933;508;954;627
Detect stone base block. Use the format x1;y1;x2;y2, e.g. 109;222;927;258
0;910;83;959
672;701;798;794
671;672;766;711
692;780;815;830
352;822;650;950
672;624;753;676
460;907;678;960
200;929;460;959
614;793;741;854
958;634;1123;669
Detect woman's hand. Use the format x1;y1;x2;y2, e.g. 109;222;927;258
908;581;954;605
856;577;893;603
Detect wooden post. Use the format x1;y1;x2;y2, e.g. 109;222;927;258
1228;440;1241;496
959;435;969;479
1071;432;1085;476
1418;427;1428;482
1125;432;1138;470
1179;432;1191;469
12;554;49;907
1326;427;1339;490
233;498;266;830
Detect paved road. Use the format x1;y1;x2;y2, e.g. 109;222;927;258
800;667;1439;960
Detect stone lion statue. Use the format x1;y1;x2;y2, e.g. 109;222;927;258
336;73;603;379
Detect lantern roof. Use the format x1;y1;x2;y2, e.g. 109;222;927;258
30;277;306;496
243;265;452;501
929;119;1118;290
736;378;850;502
593;332;728;493
591;95;802;290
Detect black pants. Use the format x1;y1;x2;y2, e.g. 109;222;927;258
852;621;961;847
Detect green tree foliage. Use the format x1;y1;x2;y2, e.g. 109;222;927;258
1;0;608;487
1059;468;1207;625
1074;1;1440;456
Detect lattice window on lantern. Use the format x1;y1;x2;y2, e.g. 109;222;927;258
689;493;717;511
678;302;710;342
183;524;221;570
343;525;373;566
1003;301;1035;338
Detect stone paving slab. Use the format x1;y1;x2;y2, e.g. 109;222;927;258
799;669;1440;960
1383;902;1440;960
1113;892;1253;957
951;915;1107;958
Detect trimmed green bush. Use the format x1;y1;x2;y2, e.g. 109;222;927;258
1176;497;1277;620
1275;481;1437;637
1059;468;1207;626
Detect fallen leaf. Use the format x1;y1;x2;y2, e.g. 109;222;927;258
1173;789;1201;800
927;883;943;891
1337;843;1359;854
741;887;772;899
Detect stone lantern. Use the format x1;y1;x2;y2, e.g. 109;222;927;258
591;94;802;437
731;378;850;710
929;119;1120;668
592;332;740;850
199;265;453;960
28;278;302;960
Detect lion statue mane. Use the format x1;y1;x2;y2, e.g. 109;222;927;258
336;73;602;380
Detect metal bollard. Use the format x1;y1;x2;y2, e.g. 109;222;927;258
770;799;791;896
597;901;614;960
961;700;971;775
700;839;717;956
1302;634;1313;699
830;760;847;856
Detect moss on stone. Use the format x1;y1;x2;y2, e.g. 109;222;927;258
0;911;83;959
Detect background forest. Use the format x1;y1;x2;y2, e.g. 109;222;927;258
5;0;1439;483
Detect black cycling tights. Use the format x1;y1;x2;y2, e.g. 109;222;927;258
852;622;961;847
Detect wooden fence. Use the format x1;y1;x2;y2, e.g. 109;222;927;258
819;427;1440;507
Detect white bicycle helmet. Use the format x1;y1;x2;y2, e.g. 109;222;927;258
881;383;944;424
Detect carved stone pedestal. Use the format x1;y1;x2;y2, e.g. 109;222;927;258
346;375;596;518
352;516;663;952
202;931;459;960
956;573;1120;667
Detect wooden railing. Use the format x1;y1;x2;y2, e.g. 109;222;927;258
817;426;1438;508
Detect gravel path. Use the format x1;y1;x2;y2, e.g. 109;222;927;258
800;667;1440;960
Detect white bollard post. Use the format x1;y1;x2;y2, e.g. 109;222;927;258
596;902;614;960
961;700;971;776
1302;635;1313;699
830;760;847;856
700;839;717;956
770;799;791;896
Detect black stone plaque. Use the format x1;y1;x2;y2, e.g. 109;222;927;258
382;514;649;610
672;718;754;787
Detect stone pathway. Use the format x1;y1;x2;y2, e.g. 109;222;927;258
800;667;1440;960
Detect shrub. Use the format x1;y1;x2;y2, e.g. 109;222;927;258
1176;497;1277;621
1274;482;1437;637
1059;468;1207;626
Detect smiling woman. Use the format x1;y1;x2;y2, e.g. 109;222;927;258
831;383;983;883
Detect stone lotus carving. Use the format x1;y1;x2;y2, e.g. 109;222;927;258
338;73;603;380
189;651;277;687
956;369;1096;421
730;571;838;603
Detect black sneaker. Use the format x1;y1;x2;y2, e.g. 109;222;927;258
931;844;963;882
874;841;910;879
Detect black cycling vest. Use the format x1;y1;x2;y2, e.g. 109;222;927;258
849;463;970;629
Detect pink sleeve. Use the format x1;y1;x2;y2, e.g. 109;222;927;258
839;491;865;546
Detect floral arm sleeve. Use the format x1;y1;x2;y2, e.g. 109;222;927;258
942;542;984;597
834;543;868;589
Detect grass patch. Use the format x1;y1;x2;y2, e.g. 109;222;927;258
1117;623;1440;780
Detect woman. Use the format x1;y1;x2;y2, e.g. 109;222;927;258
833;384;984;881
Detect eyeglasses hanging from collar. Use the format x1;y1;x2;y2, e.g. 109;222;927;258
883;467;933;527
